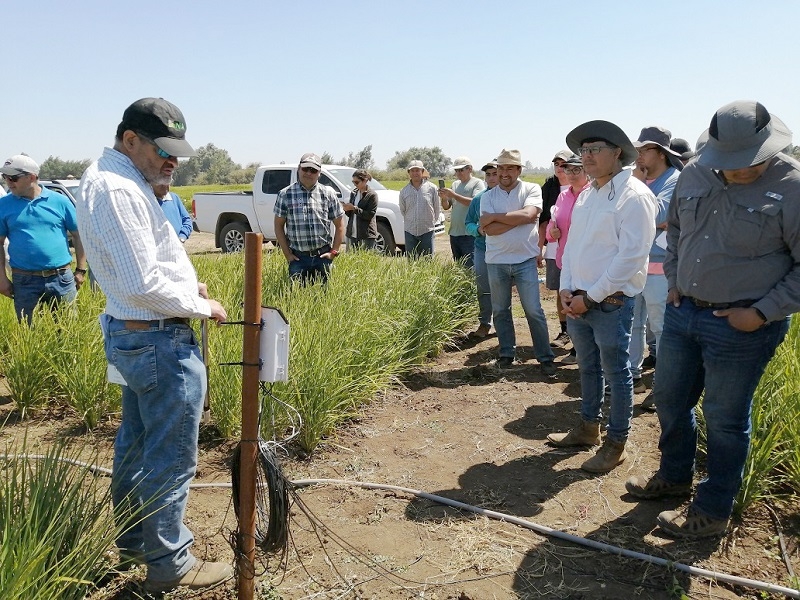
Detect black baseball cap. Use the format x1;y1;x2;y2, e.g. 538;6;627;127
117;97;196;157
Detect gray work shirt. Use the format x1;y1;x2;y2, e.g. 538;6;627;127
664;153;800;322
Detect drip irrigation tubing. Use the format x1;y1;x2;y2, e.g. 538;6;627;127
2;455;797;598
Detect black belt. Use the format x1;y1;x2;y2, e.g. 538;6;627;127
686;297;756;310
119;318;190;331
291;246;331;257
574;289;627;307
11;264;71;277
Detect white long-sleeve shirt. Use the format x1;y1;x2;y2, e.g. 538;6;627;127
77;147;211;320
560;169;656;302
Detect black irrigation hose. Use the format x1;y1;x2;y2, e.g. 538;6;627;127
230;440;290;554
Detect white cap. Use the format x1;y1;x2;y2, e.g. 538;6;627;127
1;154;40;176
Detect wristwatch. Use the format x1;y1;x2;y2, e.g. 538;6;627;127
75;268;88;275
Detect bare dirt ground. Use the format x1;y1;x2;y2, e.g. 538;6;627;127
1;232;798;599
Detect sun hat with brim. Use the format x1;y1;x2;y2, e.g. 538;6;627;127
670;138;695;161
634;126;682;157
496;149;523;167
696;100;792;170
566;120;637;166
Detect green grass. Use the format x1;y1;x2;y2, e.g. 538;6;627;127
172;183;250;210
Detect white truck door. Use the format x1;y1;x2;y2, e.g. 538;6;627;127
254;168;292;240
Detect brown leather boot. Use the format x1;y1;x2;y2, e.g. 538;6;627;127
547;420;601;447
581;438;627;473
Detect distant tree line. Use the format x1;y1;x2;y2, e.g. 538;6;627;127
38;156;92;180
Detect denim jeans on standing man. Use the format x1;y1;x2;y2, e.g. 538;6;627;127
473;244;492;328
487;257;554;363
629;273;669;375
404;231;433;258
12;268;77;323
653;299;789;520
449;234;474;268
105;317;205;583
566;295;635;442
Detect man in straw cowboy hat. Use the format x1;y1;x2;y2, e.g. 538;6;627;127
547;121;656;474
626;100;800;538
479;149;556;376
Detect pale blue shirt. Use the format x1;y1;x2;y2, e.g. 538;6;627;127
77;147;211;320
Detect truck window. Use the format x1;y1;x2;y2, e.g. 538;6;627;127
263;170;291;194
318;173;343;198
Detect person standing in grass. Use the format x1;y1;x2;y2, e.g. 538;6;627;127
464;159;499;339
626;100;800;539
343;169;378;251
547;121;656;474
274;152;345;283
153;183;193;243
545;154;589;366
399;160;441;257
0;154;88;323
76;97;232;594
479;149;556;377
439;156;485;268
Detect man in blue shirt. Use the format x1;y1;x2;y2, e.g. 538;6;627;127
153;184;193;242
0;154;87;322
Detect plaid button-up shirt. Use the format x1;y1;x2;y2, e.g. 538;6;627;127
274;181;344;252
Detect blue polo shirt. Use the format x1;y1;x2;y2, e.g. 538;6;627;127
0;186;77;270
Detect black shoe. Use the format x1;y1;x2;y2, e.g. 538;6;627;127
642;355;657;369
633;377;647;394
541;361;557;378
496;357;514;369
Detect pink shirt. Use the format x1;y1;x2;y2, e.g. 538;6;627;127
546;182;590;269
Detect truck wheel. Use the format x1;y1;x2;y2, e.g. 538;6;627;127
375;222;396;255
220;222;250;253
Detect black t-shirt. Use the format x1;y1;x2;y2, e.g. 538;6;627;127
540;174;561;224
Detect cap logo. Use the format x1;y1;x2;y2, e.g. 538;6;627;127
167;119;186;131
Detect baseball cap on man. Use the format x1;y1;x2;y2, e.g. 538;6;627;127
481;159;498;172
496;149;523;167
1;154;40;176
697;100;792;170
118;97;195;157
407;160;425;171
453;156;472;169
299;153;322;169
552;149;573;163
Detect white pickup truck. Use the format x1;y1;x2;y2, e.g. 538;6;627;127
192;164;444;254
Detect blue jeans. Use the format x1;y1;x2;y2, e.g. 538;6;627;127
653;299;789;520
630;274;668;374
487;258;554;363
404;231;433;258
288;255;332;284
473;245;492;327
105;317;205;583
449;235;474;268
566;296;635;442
12;268;77;323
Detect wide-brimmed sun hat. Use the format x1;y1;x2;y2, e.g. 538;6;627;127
566;120;637;166
696;100;792;170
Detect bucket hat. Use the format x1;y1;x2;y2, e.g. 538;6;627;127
696;100;792;170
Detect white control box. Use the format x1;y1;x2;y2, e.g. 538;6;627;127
259;306;289;382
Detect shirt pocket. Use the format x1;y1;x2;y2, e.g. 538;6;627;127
727;198;783;258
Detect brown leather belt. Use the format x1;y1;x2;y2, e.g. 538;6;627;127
574;289;627;307
11;264;71;277
686;297;755;310
120;317;191;330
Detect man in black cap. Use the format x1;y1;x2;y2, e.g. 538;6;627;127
547;121;656;474
626;100;800;538
77;98;232;593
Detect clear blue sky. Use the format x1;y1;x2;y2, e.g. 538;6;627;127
3;0;798;172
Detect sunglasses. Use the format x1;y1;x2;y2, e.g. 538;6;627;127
300;166;320;174
2;173;28;182
137;133;172;159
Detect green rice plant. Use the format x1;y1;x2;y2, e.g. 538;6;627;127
0;439;123;600
192;249;474;450
1;307;60;418
0;299;17;360
47;288;121;430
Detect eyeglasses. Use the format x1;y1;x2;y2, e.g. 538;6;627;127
2;173;28;182
637;146;659;155
300;166;320;174
577;145;614;156
138;134;172;159
562;166;584;175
